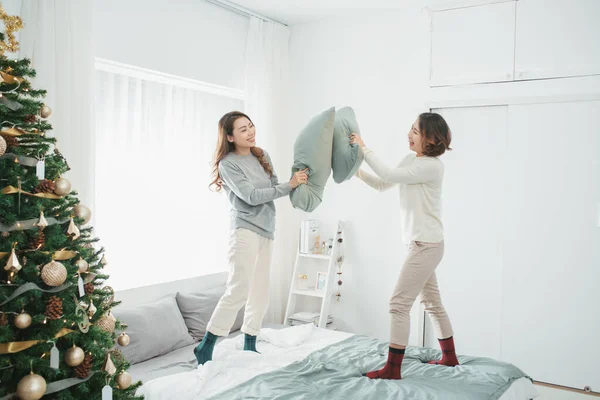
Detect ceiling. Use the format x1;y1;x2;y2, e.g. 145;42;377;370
227;0;430;25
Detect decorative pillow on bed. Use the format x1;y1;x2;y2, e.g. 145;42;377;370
289;107;336;212
332;107;364;183
176;285;244;342
113;294;194;365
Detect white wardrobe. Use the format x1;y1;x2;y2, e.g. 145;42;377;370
423;0;600;394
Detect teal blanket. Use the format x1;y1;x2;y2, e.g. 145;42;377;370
207;335;530;400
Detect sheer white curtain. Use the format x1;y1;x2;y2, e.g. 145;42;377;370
94;69;243;290
245;18;295;324
17;0;95;208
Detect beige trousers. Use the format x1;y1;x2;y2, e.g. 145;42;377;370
390;241;454;346
207;228;273;337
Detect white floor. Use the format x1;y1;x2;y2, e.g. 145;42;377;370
534;384;596;400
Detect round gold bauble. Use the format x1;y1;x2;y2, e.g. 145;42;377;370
14;312;32;329
73;204;91;224
117;333;130;347
116;371;132;389
41;261;67;287
16;373;47;400
96;312;116;333
65;345;85;367
40;105;52;119
75;258;89;273
53;178;71;196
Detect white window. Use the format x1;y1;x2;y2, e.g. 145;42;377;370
94;59;244;290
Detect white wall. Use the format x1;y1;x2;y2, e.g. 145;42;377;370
288;8;432;345
287;0;600;367
92;0;248;90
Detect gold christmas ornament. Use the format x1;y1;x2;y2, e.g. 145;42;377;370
0;4;24;55
16;372;46;400
41;260;67;286
14;311;32;329
116;371;132;389
34;210;48;230
0;134;6;156
87;300;97;317
96;312;116;333
102;286;115;307
53;177;71;196
3;245;21;273
40;105;52;119
78;300;97;318
83;272;97;284
103;353;117;376
75;258;89;273
65;345;85;367
73;204;91;224
117;333;130;347
67;217;80;240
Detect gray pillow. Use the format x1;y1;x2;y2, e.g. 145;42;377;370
176;285;244;342
113;295;194;364
289;107;335;212
332;107;364;183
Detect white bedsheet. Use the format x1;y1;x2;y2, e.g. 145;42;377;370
137;325;538;400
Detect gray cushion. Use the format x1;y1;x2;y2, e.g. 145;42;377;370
113;294;194;364
176;285;244;342
289;107;335;212
332;107;364;183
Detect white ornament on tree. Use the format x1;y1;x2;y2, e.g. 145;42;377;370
0;135;6;156
4;246;21;273
67;217;80;240
34;210;48;230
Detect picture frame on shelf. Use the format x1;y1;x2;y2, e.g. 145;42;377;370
316;272;327;291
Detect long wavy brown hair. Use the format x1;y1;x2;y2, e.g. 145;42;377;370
210;111;273;191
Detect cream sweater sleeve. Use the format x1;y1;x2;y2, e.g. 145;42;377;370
362;148;441;184
355;169;398;192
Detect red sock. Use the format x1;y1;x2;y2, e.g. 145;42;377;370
365;347;404;380
428;336;459;366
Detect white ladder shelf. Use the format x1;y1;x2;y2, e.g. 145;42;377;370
284;221;344;329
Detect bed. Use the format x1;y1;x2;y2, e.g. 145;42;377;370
135;324;538;400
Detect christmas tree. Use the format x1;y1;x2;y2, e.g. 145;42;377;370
0;6;142;400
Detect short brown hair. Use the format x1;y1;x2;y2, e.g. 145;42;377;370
418;112;452;157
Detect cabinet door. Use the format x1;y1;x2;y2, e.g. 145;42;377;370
430;1;516;87
423;105;508;360
502;100;600;390
515;0;600;80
